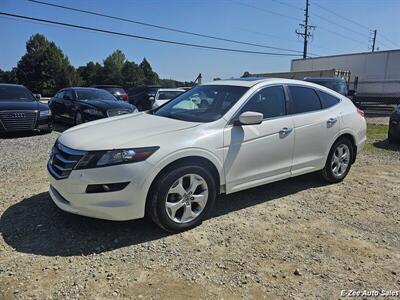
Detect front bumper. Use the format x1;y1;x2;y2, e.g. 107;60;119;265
47;161;154;221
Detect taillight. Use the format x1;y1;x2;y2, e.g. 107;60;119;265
357;108;365;118
121;94;128;101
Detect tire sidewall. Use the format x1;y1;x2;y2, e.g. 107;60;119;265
151;165;216;232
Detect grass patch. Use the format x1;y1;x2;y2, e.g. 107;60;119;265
364;124;400;155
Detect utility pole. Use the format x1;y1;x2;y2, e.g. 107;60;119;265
370;29;377;52
296;0;315;59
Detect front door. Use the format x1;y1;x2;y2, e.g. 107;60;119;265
223;85;295;193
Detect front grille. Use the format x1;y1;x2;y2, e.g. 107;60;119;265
48;142;87;180
0;110;37;131
107;109;131;117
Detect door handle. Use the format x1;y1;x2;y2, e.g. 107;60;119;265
327;117;338;126
279;127;293;137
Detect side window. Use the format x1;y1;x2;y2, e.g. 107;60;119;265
288;86;321;114
56;91;64;99
64;90;74;100
240;86;286;119
318;90;340;108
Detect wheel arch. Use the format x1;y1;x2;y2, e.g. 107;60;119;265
145;154;223;215
331;132;357;164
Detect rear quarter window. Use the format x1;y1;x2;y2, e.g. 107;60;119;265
317;90;341;108
288;86;322;114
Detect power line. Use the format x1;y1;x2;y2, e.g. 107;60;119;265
311;1;399;49
230;0;302;22
311;1;371;31
27;0;306;55
0;12;302;57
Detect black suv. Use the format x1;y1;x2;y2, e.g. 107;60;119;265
50;87;137;125
127;85;161;111
0;83;53;133
304;77;356;98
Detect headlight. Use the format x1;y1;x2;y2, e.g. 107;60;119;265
75;147;159;169
84;108;103;116
40;109;51;117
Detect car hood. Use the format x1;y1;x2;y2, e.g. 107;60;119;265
0;100;47;111
78;99;133;110
59;112;200;150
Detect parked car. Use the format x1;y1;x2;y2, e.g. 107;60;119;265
0;83;53;133
388;105;400;143
47;78;366;232
49;87;137;125
91;85;128;101
127;85;161;111
304;77;356;98
152;88;185;108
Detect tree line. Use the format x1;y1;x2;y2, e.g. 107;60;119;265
0;34;193;96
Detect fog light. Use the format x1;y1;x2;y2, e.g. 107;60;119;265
86;182;130;193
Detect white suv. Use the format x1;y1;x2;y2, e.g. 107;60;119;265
48;78;366;232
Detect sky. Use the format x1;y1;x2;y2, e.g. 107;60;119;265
0;0;399;82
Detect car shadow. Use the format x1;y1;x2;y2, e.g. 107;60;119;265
54;121;71;133
0;173;327;257
373;138;400;152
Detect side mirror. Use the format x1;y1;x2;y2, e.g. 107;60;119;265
348;89;356;97
236;111;263;125
34;93;41;100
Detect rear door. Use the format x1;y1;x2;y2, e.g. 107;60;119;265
223;85;295;193
288;85;340;176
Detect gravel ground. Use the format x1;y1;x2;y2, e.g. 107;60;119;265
0;123;399;300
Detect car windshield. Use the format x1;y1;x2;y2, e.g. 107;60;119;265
307;79;348;95
157;90;184;100
0;85;35;101
76;89;117;101
153;85;249;122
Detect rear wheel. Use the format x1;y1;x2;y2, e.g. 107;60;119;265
147;165;216;232
322;137;353;183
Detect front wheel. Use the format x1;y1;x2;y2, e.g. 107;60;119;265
147;165;217;232
322;138;354;183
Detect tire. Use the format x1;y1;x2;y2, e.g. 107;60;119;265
74;111;84;125
147;164;217;233
322;137;354;183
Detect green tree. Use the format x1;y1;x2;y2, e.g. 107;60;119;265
103;50;125;85
16;34;80;95
140;58;159;85
242;71;251;78
78;61;103;86
0;68;18;84
121;61;145;88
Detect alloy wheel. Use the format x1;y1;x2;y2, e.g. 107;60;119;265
165;173;209;224
331;143;350;178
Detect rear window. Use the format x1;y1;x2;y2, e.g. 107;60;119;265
0;85;35;101
102;87;126;94
288;86;321;114
318;90;340;108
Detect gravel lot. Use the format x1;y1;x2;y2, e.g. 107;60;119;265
0;122;399;299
